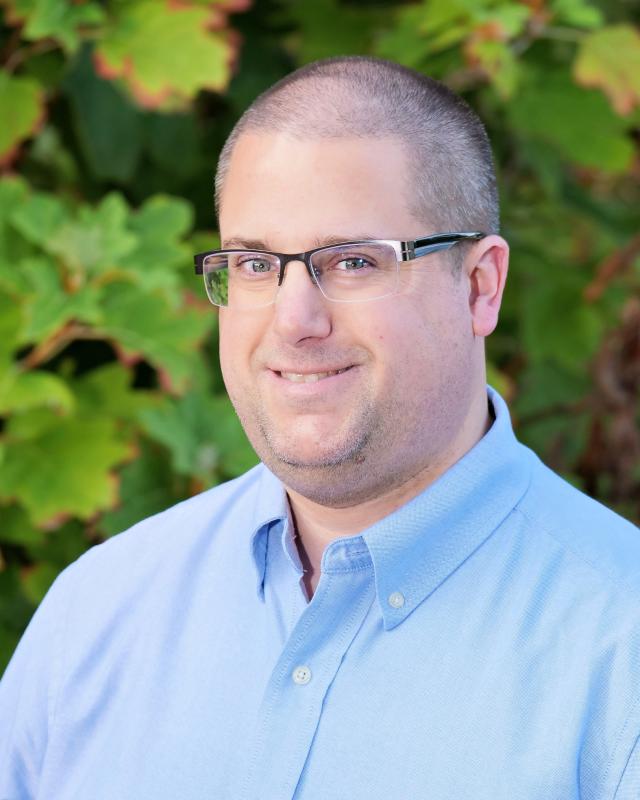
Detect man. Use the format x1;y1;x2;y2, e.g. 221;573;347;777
1;56;639;799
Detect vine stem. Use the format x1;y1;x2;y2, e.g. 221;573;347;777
3;37;60;74
19;321;100;370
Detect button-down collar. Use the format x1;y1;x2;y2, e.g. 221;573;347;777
250;387;532;628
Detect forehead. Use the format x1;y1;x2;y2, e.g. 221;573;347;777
218;133;422;249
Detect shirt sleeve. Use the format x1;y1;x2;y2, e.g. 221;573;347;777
0;570;72;800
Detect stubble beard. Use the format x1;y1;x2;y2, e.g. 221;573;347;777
238;388;393;508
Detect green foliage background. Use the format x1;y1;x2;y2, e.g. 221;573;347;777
0;0;639;670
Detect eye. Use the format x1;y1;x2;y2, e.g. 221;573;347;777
340;257;371;270
331;255;379;272
236;257;275;275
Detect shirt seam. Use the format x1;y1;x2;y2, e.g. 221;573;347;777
512;505;640;600
322;562;372;575
609;692;640;798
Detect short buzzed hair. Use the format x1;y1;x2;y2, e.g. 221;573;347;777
215;55;499;238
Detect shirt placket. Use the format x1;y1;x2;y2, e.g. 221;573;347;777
239;538;376;800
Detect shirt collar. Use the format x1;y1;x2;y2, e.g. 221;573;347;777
249;387;532;624
362;386;532;630
249;466;288;599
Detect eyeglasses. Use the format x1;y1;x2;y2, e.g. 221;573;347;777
193;232;485;309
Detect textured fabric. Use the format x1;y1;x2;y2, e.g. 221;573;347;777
1;388;640;800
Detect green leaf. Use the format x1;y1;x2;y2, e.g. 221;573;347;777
72;362;157;422
550;0;603;29
9;191;70;247
0;368;75;415
0;567;36;672
508;71;634;173
0;414;132;525
25;124;79;185
23;518;90;566
139;390;257;481
574;25;640;115
282;0;384;62
48;193;137;276
0;292;23;366
0;180;36;284
4;0;105;52
486;361;513;400
0;504;46;547
13;256;102;343
97;281;213;391
479;4;531;38
465;37;520;98
145;113;200;178
376;0;525;65
99;440;182;537
520;265;605;372
0;73;45;166
116;195;193;292
94;0;235;108
63;45;143;183
20;562;60;605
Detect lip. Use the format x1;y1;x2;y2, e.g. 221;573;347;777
264;364;358;396
274;366;352;383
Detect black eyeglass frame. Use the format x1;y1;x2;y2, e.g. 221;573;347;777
193;232;486;285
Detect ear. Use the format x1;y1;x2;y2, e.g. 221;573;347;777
464;235;509;337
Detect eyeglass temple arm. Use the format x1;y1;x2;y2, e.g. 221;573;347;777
194;253;206;275
410;232;485;259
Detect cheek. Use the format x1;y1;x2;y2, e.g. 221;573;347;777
218;316;250;390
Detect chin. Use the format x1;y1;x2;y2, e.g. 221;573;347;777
266;437;366;470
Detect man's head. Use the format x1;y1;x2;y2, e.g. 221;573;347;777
215;56;500;243
214;56;509;508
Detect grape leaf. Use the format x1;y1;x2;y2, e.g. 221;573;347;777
0;414;132;525
574;25;640;114
508;71;634;173
0;73;45;166
94;0;235;108
63;45;143;182
0;177;30;266
13;256;102;344
99;440;182;537
116;195;193;292
0;504;46;547
9;191;71;248
47;193;137;276
550;0;603;29
0;368;75;415
139;390;257;481
97;281;213;391
71;362;157;422
3;0;105;52
0;566;36;672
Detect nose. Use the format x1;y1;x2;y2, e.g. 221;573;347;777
272;259;332;344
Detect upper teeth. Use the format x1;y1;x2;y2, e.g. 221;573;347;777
280;368;348;383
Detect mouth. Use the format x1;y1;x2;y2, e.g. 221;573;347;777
276;366;353;384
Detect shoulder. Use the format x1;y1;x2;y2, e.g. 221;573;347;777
516;449;640;595
49;463;274;607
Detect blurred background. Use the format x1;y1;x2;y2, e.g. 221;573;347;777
0;0;639;669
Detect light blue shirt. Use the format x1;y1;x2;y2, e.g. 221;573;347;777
1;388;640;799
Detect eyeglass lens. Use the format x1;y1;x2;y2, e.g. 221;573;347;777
202;242;399;308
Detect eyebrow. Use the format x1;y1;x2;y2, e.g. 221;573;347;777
221;233;383;251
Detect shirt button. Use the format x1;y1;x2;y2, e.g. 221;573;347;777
292;665;312;685
388;591;405;609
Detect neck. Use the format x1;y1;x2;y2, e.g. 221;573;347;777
289;392;494;599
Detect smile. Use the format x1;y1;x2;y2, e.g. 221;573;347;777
278;367;351;383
